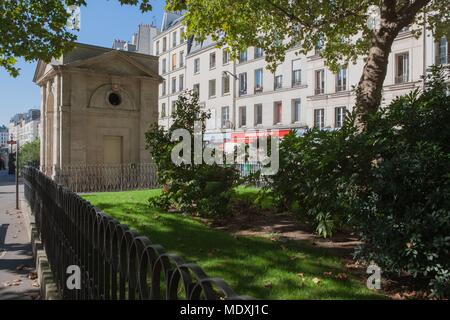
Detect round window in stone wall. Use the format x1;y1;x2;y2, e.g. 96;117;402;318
108;92;122;106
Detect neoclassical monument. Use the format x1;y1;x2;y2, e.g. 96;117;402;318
33;43;162;177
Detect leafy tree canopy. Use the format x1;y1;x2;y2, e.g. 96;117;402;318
168;0;450;72
0;0;152;77
18;138;40;169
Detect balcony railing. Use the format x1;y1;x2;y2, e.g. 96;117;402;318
335;85;347;92
395;75;409;84
292;80;302;87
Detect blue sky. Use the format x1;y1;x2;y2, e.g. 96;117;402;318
0;0;166;126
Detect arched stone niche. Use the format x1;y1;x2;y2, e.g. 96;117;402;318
88;84;136;110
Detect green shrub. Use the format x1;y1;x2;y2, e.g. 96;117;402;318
267;121;360;237
145;91;239;217
350;67;450;298
267;66;450;297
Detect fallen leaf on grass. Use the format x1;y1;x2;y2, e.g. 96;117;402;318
312;277;321;285
323;272;333;277
335;273;348;280
12;279;22;286
28;271;38;280
345;261;361;269
297;273;305;279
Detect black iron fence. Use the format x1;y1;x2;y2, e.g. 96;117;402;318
42;163;266;193
42;163;159;193
23;167;247;300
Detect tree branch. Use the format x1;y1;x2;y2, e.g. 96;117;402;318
398;0;431;25
264;0;306;25
264;0;366;30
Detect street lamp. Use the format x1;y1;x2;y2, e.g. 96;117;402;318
222;70;238;80
7;133;19;209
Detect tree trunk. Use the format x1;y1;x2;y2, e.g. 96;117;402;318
355;25;399;127
354;0;432;128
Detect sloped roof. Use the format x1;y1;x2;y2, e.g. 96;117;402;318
161;11;184;31
33;43;162;84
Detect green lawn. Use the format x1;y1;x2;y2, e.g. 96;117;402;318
83;189;384;300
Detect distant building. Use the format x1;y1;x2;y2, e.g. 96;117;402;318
0;125;9;148
8;109;41;149
112;24;160;56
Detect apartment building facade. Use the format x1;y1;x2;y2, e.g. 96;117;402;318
154;12;188;130
154;12;449;144
0;125;9;148
9;109;41;150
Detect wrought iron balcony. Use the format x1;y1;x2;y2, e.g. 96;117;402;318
315;87;324;95
335;85;347;92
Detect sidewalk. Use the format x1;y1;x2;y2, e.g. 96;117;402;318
0;169;40;300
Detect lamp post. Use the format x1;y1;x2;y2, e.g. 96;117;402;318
7;133;19;209
222;70;239;133
16;138;19;210
10;133;13;154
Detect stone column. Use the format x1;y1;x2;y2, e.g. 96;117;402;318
45;80;54;175
59;73;71;167
52;74;61;176
39;83;47;171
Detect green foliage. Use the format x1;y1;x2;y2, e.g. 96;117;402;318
267;66;450;297
0;0;152;76
168;0;449;72
18;138;40;170
145;91;239;216
267;122;360;238
350;67;450;298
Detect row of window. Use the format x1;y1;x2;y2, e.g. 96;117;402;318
161;74;185;96
161;50;185;74
188;66;347;100
193;49;230;73
192;47;263;74
163;51;416;99
313;68;348;95
160;100;347;130
229;103;346;129
155;27;185;55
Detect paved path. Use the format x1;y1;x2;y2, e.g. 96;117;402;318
0;170;40;300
